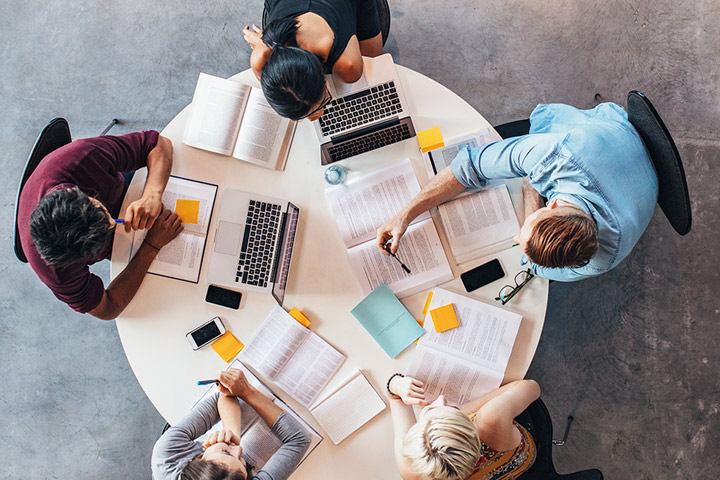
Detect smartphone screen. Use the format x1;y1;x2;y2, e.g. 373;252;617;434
206;285;242;309
189;318;223;348
460;259;505;292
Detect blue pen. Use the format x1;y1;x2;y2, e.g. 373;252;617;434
197;379;219;386
114;219;125;224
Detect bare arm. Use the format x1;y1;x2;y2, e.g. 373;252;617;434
376;166;466;254
332;37;364;83
522;177;545;219
244;24;271;81
462;380;540;452
217;394;244;435
88;209;183;320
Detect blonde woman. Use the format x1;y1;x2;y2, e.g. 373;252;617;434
387;374;541;480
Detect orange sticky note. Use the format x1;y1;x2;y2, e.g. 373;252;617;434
422;292;434;316
414;318;425;344
175;199;200;224
211;332;244;363
430;304;459;333
288;307;311;327
417;127;444;153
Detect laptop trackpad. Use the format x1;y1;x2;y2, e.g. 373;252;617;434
214;221;243;256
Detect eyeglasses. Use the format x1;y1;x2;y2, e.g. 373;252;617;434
495;269;534;305
302;87;332;119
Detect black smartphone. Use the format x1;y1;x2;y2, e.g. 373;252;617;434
460;259;505;292
205;285;242;309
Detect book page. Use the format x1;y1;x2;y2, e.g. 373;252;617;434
241;420;283;470
129;176;217;283
232;88;294;169
438;184;519;261
241;306;310;380
423;129;493;177
346;219;453;298
274;333;346;407
183;73;251;156
325;158;431;249
310;371;386;445
407;343;503;406
420;288;522;372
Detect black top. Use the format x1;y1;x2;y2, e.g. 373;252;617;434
265;0;380;73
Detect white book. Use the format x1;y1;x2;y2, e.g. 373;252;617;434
421;129;495;179
407;288;522;406
195;360;322;471
240;306;346;407
129;176;217;283
183;72;296;170
309;370;386;445
325;158;453;298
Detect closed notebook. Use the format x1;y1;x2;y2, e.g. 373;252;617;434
310;370;386;445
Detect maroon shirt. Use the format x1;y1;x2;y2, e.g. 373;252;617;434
17;131;160;313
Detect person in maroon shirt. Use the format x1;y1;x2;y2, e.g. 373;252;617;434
17;130;183;320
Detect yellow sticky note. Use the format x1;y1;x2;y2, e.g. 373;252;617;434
211;332;244;363
417;127;444;153
288;307;311;328
175;199;200;224
414;318;425;344
422;291;434;316
430;304;459;333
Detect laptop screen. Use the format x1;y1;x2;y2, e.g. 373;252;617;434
271;202;300;305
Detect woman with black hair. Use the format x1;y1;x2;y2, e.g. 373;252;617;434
244;0;383;120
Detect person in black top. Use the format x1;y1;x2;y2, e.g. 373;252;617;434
244;0;383;120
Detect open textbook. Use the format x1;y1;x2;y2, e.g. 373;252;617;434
241;306;346;407
310;370;386;445
196;359;322;471
408;288;522;406
129;176;217;283
183;72;297;170
422;128;495;178
325;158;453;298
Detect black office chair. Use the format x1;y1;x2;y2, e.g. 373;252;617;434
262;0;391;46
627;91;691;235
515;398;604;480
13;118;119;263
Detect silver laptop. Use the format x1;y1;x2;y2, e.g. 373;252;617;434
313;53;416;165
206;190;299;305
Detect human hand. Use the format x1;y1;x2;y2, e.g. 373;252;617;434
389;375;428;406
143;209;183;250
376;214;409;255
124;193;163;232
202;429;240;450
218;368;256;399
243;24;264;48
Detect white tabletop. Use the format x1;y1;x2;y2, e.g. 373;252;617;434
111;66;548;479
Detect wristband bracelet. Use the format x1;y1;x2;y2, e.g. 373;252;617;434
387;373;404;399
143;239;161;251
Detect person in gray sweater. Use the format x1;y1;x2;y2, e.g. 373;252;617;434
152;368;310;480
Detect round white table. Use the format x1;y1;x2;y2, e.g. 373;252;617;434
111;66;548;479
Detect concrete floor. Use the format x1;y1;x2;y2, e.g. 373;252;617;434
1;0;718;478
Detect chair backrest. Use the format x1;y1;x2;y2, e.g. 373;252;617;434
262;0;391;46
516;398;604;480
14;118;72;263
627;91;692;235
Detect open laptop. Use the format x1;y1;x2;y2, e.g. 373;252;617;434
314;53;416;165
206;190;299;305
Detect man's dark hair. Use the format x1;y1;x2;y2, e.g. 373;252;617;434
260;18;327;120
182;456;249;480
525;214;599;269
29;187;114;268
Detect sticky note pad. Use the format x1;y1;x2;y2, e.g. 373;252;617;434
288;307;311;327
211;332;244;363
417;127;444;153
422;292;434;316
430;304;459;333
175;199;200;224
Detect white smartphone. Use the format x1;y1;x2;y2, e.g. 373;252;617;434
186;317;226;350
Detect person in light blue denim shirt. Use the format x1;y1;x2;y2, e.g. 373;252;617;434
376;103;658;282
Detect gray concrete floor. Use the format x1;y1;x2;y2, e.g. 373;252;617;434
1;0;718;478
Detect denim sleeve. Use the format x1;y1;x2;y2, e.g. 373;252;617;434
522;255;597;282
451;134;568;187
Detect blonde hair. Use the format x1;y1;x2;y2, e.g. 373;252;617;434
401;407;480;480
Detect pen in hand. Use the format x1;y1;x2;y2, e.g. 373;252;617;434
197;379;219;386
383;243;411;274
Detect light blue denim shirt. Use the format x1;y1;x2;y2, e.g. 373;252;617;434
451;103;658;281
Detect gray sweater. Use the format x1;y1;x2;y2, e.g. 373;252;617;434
151;393;310;480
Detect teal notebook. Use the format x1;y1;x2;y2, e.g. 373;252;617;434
350;284;425;358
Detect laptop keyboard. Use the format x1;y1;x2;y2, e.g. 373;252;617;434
319;81;402;136
235;200;282;288
327;122;412;162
